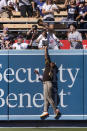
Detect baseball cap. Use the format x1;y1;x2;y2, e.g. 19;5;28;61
17;35;23;39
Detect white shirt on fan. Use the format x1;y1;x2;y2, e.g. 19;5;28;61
8;0;16;5
68;31;82;42
12;43;28;49
7;0;18;11
37;34;48;48
0;0;7;13
48;33;60;50
68;31;82;48
37;33;60;49
42;3;58;20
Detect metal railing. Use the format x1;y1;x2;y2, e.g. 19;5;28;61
0;29;87;32
0;20;87;24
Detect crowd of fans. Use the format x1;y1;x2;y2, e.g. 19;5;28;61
0;0;87;49
0;0;87;19
0;22;84;49
0;24;63;49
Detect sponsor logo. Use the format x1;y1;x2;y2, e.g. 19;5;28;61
0;64;80;108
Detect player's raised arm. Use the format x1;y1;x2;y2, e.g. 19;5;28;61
45;46;51;65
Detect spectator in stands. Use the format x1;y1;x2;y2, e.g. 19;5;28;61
42;0;59;21
36;29;48;49
47;24;63;49
35;0;45;17
76;1;87;38
32;0;45;17
0;0;18;17
12;35;29;49
31;0;36;12
0;27;9;45
37;18;44;26
68;23;83;49
0;27;9;38
26;25;39;47
0;27;15;45
18;0;33;17
36;23;63;49
37;19;49;32
3;36;12;49
59;0;78;26
76;0;85;5
0;35;13;49
0;0;9;17
7;0;18;11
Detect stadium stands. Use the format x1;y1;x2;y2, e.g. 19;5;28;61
12;11;67;17
0;0;86;50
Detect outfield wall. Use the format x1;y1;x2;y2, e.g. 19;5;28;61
0;50;86;120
